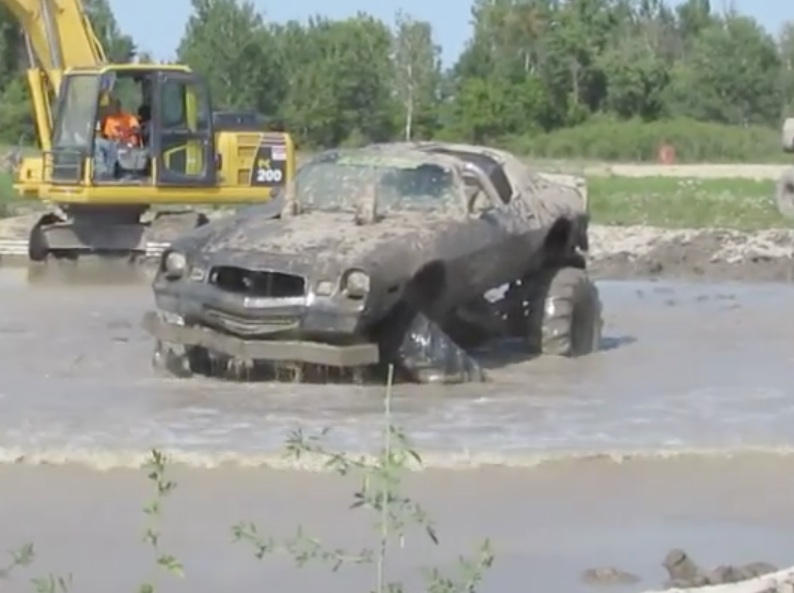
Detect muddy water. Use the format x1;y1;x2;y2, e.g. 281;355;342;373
3;268;794;593
1;458;794;593
0;267;792;465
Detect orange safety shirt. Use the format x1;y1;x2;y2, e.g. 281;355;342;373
102;113;140;145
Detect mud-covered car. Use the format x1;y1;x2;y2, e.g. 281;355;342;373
141;141;603;383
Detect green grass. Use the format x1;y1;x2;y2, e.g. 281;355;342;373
0;172;20;217
587;176;787;230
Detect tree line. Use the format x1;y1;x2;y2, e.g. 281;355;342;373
0;0;792;162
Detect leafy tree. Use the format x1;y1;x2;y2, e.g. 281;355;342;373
177;0;285;116
0;0;787;162
84;0;136;62
391;11;442;140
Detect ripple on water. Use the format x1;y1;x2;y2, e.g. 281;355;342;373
0;275;793;468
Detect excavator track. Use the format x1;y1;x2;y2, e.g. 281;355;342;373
0;207;208;273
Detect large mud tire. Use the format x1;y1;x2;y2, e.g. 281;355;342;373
775;168;794;220
152;339;212;378
528;267;602;357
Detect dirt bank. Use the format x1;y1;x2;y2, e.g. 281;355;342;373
589;225;794;282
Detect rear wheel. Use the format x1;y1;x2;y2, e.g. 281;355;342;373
527;266;602;356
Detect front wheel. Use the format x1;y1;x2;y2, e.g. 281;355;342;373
526;267;602;357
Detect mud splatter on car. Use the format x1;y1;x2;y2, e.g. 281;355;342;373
141;141;603;384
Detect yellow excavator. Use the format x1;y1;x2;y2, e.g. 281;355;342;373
0;0;295;261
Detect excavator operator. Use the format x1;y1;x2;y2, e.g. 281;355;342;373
94;94;140;179
101;96;140;145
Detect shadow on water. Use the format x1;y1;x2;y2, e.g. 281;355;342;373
600;335;637;351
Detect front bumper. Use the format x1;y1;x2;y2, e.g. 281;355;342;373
141;311;380;367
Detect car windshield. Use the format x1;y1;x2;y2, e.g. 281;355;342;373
292;153;460;212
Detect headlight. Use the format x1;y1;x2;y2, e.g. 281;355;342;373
162;251;187;278
343;269;370;298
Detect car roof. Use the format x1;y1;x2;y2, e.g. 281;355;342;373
311;144;469;172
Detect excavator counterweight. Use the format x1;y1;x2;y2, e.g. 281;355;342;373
0;0;295;263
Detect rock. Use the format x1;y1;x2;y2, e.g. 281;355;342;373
582;566;641;586
663;549;708;588
657;550;779;590
708;565;747;584
742;563;778;578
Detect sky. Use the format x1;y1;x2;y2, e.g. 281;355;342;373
109;0;784;66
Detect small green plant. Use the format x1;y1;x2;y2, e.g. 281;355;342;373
0;543;35;580
31;572;72;593
232;365;495;593
138;449;184;593
0;542;73;592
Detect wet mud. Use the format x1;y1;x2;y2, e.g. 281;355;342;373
0;249;793;590
2;456;794;593
1;165;793;590
0;269;792;463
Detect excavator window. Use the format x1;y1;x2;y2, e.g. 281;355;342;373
161;80;187;128
52;74;101;150
48;69;215;186
152;72;215;185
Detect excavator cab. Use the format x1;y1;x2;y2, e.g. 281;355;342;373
0;0;295;264
47;65;216;189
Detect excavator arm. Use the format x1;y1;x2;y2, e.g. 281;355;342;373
2;0;105;150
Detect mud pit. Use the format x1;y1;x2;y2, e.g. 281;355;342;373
2;265;794;591
0;268;792;460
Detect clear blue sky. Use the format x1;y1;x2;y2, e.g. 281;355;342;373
110;0;784;66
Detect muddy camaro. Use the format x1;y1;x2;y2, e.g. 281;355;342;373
141;141;603;383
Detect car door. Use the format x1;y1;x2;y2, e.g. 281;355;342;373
151;71;217;186
449;165;525;296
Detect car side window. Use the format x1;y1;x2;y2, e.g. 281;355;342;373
488;164;513;204
463;175;494;214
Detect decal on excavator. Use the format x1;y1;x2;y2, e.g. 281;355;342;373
250;139;287;187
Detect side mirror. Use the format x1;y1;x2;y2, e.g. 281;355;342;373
281;180;301;217
354;182;380;225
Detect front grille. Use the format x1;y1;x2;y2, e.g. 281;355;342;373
204;307;298;336
209;265;305;298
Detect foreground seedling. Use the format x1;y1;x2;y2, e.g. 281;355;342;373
232;365;495;593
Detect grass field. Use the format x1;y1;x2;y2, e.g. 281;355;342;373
0;167;788;230
587;176;785;230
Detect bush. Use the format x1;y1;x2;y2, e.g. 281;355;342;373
502;116;786;163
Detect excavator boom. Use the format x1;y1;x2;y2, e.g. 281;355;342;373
4;0;106;149
7;0;105;71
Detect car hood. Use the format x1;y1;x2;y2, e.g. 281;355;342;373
192;210;450;274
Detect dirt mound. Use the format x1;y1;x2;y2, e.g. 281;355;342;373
589;225;794;282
